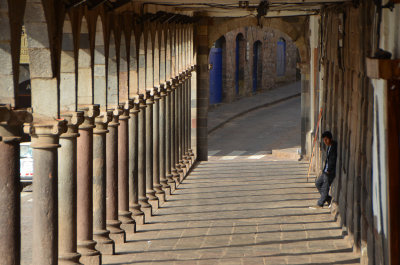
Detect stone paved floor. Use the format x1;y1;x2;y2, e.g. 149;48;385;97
103;158;360;265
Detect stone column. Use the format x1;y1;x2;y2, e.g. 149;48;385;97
25;119;67;265
153;88;165;202
92;110;114;255
171;79;180;184
177;74;185;180
76;105;101;265
106;107;125;244
159;84;170;194
188;67;195;161
183;71;191;171
0;106;31;265
165;82;175;190
129;101;145;225
145;91;158;210
58;111;84;264
118;101;136;233
138;94;151;217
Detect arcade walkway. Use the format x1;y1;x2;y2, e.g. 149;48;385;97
103;158;360;265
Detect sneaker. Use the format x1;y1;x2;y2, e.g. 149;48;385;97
326;196;332;208
309;204;323;209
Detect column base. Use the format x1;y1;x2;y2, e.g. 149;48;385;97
160;179;170;190
156;192;166;205
166;174;176;191
139;196;151;208
133;213;145;225
106;220;126;244
59;252;82;265
146;190;158;201
172;169;180;185
154;184;165;196
93;230;115;255
119;211;136;234
149;198;159;211
163;186;172;196
142;207;153;219
78;240;101;265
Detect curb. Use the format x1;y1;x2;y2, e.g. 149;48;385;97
208;93;301;135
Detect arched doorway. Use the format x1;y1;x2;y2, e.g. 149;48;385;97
277;37;286;76
252;40;262;93
235;33;245;97
209;36;225;105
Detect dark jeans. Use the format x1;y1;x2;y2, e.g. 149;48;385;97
315;172;334;206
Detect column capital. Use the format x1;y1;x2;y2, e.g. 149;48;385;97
166;81;172;93
138;94;147;110
78;104;100;130
153;88;161;101
0;104;33;142
159;84;167;97
129;101;140;116
24;119;68;149
94;110;112;135
145;90;154;105
60;111;84;138
171;78;179;90
108;106;123;128
120;100;133;121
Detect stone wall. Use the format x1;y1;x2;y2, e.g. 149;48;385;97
214;26;298;103
317;3;377;265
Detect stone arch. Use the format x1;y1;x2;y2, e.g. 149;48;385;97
208;17;308;65
59;13;76;112
24;0;58;118
160;28;166;84
138;32;145;94
107;31;118;107
77;16;92;106
165;28;171;81
119;32;128;102
171;27;176;77
153;30;160;86
93;16;106;108
145;30;153;90
129;30;138;97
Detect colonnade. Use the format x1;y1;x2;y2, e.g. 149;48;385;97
0;2;197;264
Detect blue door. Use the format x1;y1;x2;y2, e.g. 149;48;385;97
277;39;286;76
209;48;223;104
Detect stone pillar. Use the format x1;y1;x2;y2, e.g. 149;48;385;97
171;79;180;184
106;108;125;244
188;68;195;161
128;101;145;225
165;82;175;189
92;110;114;255
25;119;67;265
138;94;151;217
58;111;84;264
159;84;170;194
76;105;101;265
196;20;209;161
0;106;31;265
177;74;185;180
118;101;136;233
153;88;165;202
183;71;191;170
145;91;158;209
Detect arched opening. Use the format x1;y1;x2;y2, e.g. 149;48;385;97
277;37;286;77
78;17;92;107
138;33;146;94
59;14;76;112
235;33;246;97
145;31;153;90
160;29;166;84
209;36;225;105
129;31;138;97
119;33;128;102
252;40;262;93
153;31;160;86
107;31;118;107
94;16;106;107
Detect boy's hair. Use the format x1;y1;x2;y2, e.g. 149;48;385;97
322;131;333;139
